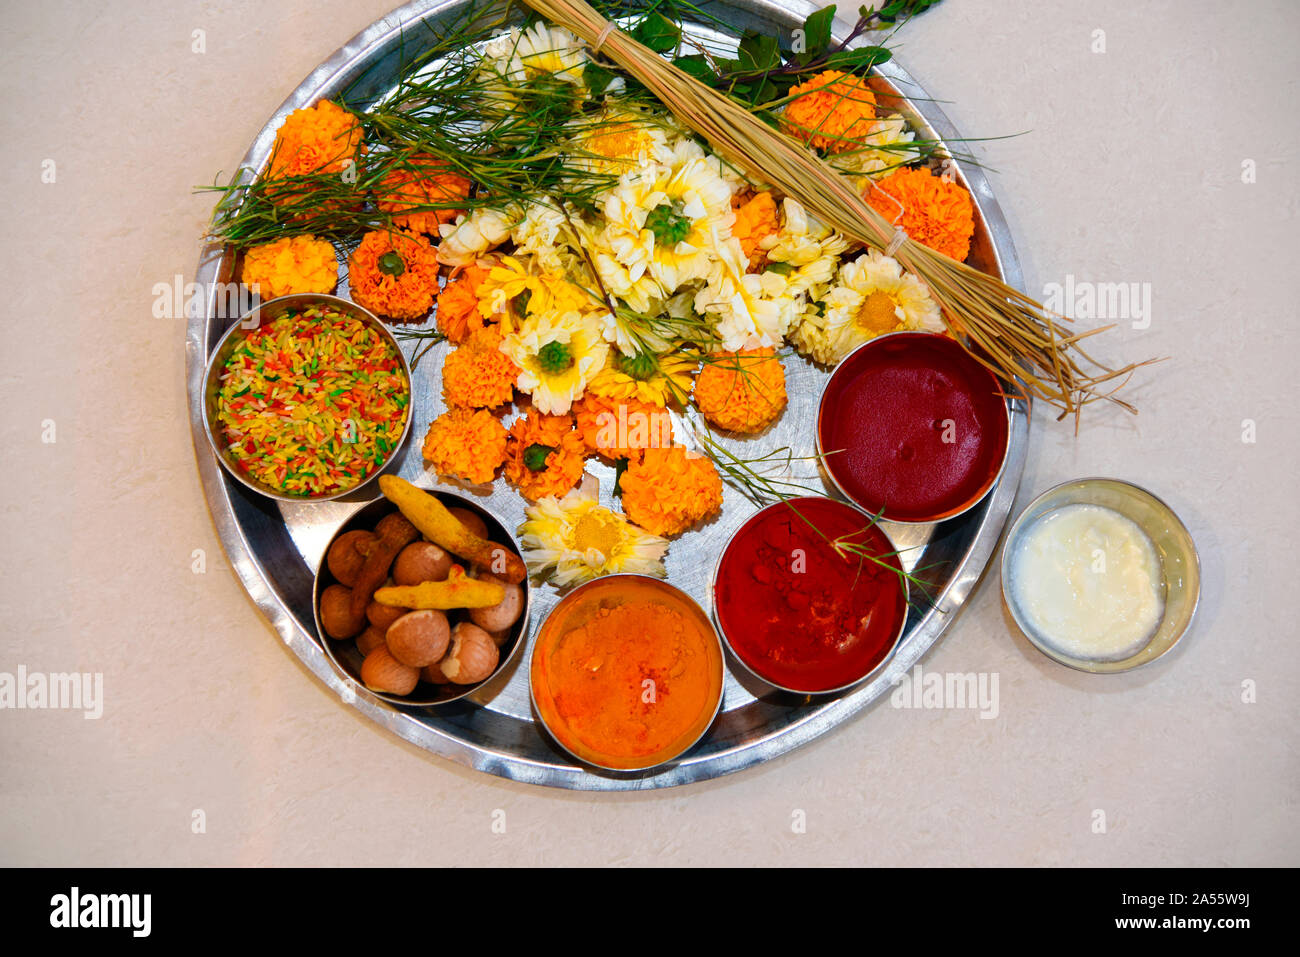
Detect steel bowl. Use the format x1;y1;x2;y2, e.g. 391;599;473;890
529;574;725;773
313;488;531;707
708;496;911;695
816;331;1013;525
1000;478;1200;674
202;293;413;503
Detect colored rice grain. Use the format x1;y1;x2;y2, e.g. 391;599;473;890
216;305;409;497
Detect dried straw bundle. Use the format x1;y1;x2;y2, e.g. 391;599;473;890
523;0;1151;421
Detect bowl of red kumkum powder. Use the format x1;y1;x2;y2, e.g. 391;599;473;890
817;332;1011;524
529;575;725;772
711;496;909;695
202;293;412;502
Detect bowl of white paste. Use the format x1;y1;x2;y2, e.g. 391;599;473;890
1000;478;1200;673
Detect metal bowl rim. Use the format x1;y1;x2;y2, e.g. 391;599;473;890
707;494;911;695
312;487;533;706
527;573;726;773
201;292;414;504
815;330;1014;526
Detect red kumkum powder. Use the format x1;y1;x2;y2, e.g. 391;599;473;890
819;332;1009;523
714;497;907;693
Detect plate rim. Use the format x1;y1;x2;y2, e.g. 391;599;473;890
185;0;1029;791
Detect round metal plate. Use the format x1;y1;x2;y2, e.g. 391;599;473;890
186;0;1029;790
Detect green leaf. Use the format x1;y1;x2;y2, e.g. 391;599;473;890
877;0;913;23
632;12;680;53
858;0;944;27
737;30;781;72
751;78;780;105
803;5;836;57
673;54;716;85
825;45;892;71
584;62;615;96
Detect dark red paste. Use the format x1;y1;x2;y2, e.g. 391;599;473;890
819;332;1009;523
713;497;907;693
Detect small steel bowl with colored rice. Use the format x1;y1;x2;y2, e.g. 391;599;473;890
201;293;413;503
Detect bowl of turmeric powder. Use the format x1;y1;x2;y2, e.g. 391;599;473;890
313;479;530;707
529;575;725;772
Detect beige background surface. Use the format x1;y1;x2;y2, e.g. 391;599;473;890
1;0;1296;866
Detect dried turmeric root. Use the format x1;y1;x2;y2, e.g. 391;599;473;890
373;566;505;610
378;475;527;584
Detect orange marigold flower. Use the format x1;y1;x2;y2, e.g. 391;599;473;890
435;261;492;344
347;228;441;323
377;154;472;236
239;234;338;299
265;100;364;205
442;326;520;410
782;70;877;154
694;348;788;434
504;411;587;502
866;166;976;263
422;407;508;485
573;393;673;464
732;191;780;267
619;446;723;538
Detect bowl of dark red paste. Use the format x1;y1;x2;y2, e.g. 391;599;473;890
711;497;909;695
817;332;1011;524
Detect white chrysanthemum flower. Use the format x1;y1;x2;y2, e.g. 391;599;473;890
828;115;919;182
480;23;589;89
598;311;660;357
759;198;852;297
693;238;803;351
593;283;700;356
510;200;571;273
791;249;942;365
600;138;735;294
518;485;668;586
576;216;666;314
437;206;517;266
502;309;609;415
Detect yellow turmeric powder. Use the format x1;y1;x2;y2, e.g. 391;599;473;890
530;577;723;770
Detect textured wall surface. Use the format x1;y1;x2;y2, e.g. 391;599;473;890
1;0;1296;866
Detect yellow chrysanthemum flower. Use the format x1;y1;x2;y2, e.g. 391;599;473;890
566;104;673;177
587;232;668;314
792;249;943;365
508;201;573;274
477;255;598;330
481;23;589;88
502;309;609;415
518;485;669;586
587;349;697;408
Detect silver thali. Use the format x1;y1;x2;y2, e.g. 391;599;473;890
185;0;1029;790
